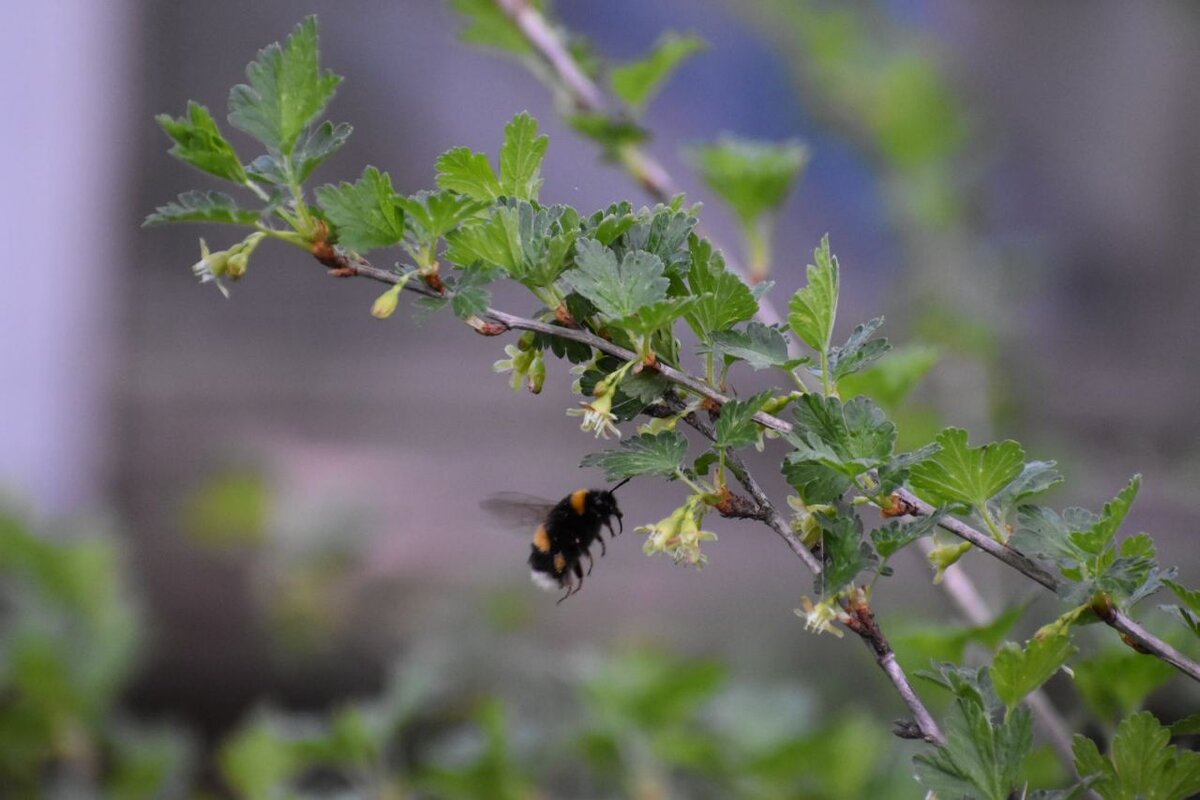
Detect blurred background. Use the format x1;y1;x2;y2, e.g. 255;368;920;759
3;0;1199;796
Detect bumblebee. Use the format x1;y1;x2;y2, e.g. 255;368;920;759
481;479;627;603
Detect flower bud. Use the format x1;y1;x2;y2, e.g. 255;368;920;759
371;285;401;319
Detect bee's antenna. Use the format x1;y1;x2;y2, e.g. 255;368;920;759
610;477;632;494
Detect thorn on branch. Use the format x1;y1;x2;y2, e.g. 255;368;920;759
714;486;766;521
465;316;509;336
881;492;919;518
891;719;927;740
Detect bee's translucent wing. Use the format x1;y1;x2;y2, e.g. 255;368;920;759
479;492;558;533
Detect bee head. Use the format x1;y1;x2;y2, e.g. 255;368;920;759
590;490;623;533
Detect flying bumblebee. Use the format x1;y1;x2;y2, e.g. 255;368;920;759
480;479;628;603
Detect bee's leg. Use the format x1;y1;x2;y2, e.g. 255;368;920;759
573;560;585;589
598;536;607;558
584;548;594;575
556;586;572;604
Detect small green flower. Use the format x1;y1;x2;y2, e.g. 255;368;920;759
637;495;717;567
371;285;401;319
567;390;620;439
928;540;972;584
795;595;849;638
191;232;265;297
493;344;537;392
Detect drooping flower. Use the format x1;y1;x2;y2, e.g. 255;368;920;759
637;495;717;567
795;596;849;638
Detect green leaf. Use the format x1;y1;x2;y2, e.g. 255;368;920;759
450;265;496;319
452;0;534;55
615;297;695;337
870;511;944;560
396;190;486;244
909;428;1025;510
914;699;1032;800
837;344;940;411
143;191;260;227
991;629;1077;712
785;394;896;477
991;460;1064;513
314;166;405;253
683;236;758;339
713;392;772;450
817;512;876;595
1169;714;1200;736
1073;711;1200;800
291;120;352;183
564;239;669;319
611;32;706;111
156;102;248;183
228;16;342;156
499;112;549;201
702;323;797;371
823;317;890;381
1161;603;1200;638
581;432;688;480
781;460;851;506
445;201;578;289
787;235;840;354
435;146;502;202
687;136;809;227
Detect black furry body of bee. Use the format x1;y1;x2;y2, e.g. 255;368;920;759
528;489;623;602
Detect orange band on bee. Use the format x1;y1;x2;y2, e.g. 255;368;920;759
553;553;567;573
532;524;551;553
570;489;588;515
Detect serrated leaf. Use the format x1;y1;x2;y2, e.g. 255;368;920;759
1073;711;1200;800
314;166;405;252
436;147;502;201
611;31;706;111
785;394;896;477
713;391;771;450
449;265;495;319
702;323;797;371
615;297;694;336
292;120;352;183
445;201;578;289
564;239;669;320
909;428;1025;510
820;317;891;381
683;236;758;339
688;136;809;227
991;629;1077;712
499;112;548;201
1164;579;1200;615
580;432;688;480
156;102;248;183
228;16;342;155
788;235;839;354
877;441;940;494
143;191;260;227
781;460;851;505
870;511;944;560
1169;714;1200;735
816;511;875;596
1160;604;1200;638
396;190;487;244
914;699;1032;800
991;460;1064;513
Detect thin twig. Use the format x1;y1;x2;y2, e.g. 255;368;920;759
325;251;1200;685
669;397;943;743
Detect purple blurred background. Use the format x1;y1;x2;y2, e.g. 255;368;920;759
4;0;1198;740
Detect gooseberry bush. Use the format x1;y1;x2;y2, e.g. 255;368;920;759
146;12;1200;799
